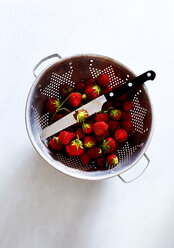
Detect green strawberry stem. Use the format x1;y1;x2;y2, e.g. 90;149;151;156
105;107;114;113
71;137;84;150
50;108;59;123
59;91;83;108
50;91;82;123
58;94;72;109
59;108;70;113
50;93;74;123
102;139;110;154
50;107;70;123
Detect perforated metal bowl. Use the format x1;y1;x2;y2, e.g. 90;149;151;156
25;53;154;182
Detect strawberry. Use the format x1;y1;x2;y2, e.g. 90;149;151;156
74;82;86;93
95;112;109;122
102;100;114;111
87;147;102;159
49;136;63;151
114;101;121;109
74;109;89;123
121;121;134;134
82;122;93;134
60;84;73;96
114;129;128;143
97;157;105;167
68;93;82;107
83;136;96;148
76;128;85;140
95;129;109;142
84;84;101;100
45;98;60;115
97;74;110;88
59;131;75;145
80;153;91;165
116;94;127;101
107;154;119;166
65;126;77;132
121;112;132;121
109;109;122;120
101;86;112;94
93;121;108;136
86;78;95;85
102;137;117;154
123;100;134;111
52;113;64;122
108;121;120;132
66;138;84;156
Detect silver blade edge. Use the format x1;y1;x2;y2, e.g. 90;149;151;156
41;95;106;140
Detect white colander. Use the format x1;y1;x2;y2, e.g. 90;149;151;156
25;53;154;182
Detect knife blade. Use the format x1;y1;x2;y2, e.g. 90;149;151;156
41;95;106;139
41;70;156;140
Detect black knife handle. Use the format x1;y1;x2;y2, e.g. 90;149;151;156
105;70;156;101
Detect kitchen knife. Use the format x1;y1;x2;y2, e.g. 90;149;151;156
41;70;156;140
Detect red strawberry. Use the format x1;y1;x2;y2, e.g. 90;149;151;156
108;121;120;132
95;129;109;142
114;129;128;143
95;112;109;122
121;121;134;134
68;93;82;107
107;154;119;166
102;100;114;111
123;100;134;111
60;84;73;96
84;84;101;100
80;153;91;165
59;131;75;145
52;113;64;122
110;109;122;120
74;109;89;123
66;138;84;156
84;136;96;148
86;78;95;85
97;157;105;167
93;121;108;136
49;136;63;151
65;126;77;132
82;123;93;134
74;82;86;93
114;101;121;109
101;86;112;94
87;147;102;159
116;94;127;101
97;74;110;88
102;137;117;154
45;98;60;115
76;128;85;140
121;112;132;121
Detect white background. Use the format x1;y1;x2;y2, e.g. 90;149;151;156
0;0;174;247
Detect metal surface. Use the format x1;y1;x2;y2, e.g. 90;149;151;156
33;54;62;78
118;153;150;183
25;53;154;181
41;95;106;139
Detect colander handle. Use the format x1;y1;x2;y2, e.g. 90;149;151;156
33;54;62;78
118;153;150;183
